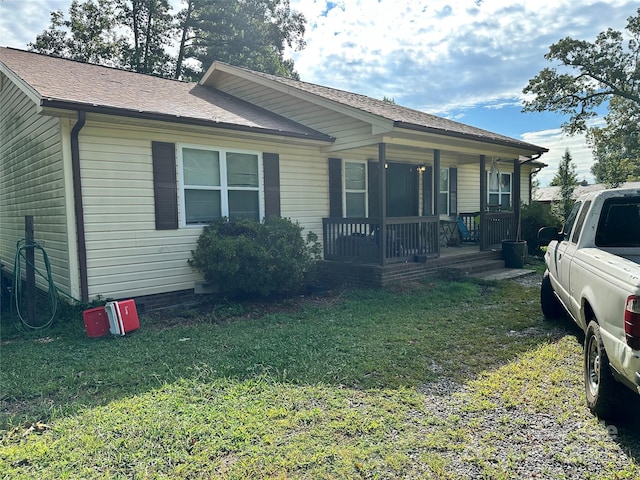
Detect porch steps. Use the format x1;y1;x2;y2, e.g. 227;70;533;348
422;248;537;281
448;258;505;275
423;249;503;275
320;248;536;288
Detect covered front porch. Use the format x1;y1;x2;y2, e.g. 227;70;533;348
321;143;526;277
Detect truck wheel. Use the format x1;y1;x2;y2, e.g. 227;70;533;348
540;272;563;319
584;320;620;419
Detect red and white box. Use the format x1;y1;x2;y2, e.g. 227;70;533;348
82;306;110;338
105;299;140;336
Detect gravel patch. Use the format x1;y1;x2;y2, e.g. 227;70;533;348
511;272;543;288
416;378;639;479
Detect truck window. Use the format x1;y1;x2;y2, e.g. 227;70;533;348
571;200;591;243
595;197;640;247
562;201;582;241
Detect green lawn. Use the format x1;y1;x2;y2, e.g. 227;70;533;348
1;277;638;478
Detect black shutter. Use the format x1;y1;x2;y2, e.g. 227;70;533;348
368;160;379;219
152;141;178;230
328;157;342;217
263;153;280;218
423;165;433;215
449;167;458;215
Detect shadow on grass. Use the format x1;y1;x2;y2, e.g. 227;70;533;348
2;279;639;466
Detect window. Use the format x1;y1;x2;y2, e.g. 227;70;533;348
438;168;449;215
488;172;511;210
343;161;367;217
180;145;262;225
571;200;591;243
562;201;582;241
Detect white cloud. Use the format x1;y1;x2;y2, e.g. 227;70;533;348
290;0;637;114
522;129;595;187
1;0;636;166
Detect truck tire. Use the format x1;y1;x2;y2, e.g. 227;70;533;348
540;271;563;319
584;320;620;419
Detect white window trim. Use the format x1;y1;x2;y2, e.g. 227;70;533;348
342;159;368;218
487;171;512;209
439;167;449;216
177;143;264;227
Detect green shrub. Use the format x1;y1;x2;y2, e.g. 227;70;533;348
521;202;561;255
189;217;321;299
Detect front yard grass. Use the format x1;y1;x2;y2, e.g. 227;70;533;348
1;276;639;478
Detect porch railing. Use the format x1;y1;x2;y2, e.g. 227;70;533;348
323;211;516;265
322;216;439;265
482;211;517;248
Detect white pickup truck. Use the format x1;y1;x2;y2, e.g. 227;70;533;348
538;187;640;419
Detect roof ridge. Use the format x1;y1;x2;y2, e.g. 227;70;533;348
0;46;192;85
221;61;545;149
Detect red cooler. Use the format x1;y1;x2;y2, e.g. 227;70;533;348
83;306;110;338
105;300;140;336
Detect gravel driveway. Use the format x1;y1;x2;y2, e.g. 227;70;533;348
414;272;640;479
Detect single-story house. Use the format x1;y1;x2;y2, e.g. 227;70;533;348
0;47;548;310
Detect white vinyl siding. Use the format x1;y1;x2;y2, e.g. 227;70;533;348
77;122;329;300
456;160;480;214
0;75;70;295
209;73;381;148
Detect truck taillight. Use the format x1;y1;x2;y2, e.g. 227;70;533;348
624;296;640;350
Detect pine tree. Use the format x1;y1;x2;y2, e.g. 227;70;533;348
550;149;579;223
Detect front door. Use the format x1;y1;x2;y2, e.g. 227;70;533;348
386;162;418;217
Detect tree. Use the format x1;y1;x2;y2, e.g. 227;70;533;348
550;149;579;223
117;0;176;76
523;8;640;134
29;0;125;66
175;0;306;80
29;0;307;81
587;96;640;187
522;8;640;186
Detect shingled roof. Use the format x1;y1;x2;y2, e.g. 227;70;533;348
2;47;547;154
0;47;332;141
220;64;548;154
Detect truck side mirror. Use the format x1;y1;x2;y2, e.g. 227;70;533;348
537;226;563;246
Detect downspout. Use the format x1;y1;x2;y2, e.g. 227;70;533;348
529;166;545;203
516;151;546;239
70;111;89;302
520;152;545;204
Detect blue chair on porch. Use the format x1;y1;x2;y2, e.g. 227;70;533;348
456;216;478;243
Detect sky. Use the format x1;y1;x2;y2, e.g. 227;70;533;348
1;0;638;186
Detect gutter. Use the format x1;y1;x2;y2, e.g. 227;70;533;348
70;111;89;303
394;121;549;154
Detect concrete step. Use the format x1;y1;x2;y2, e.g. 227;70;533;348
449;259;505;275
469;267;537;281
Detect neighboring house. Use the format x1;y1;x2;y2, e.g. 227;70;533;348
0;47;548;310
534;182;640;204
